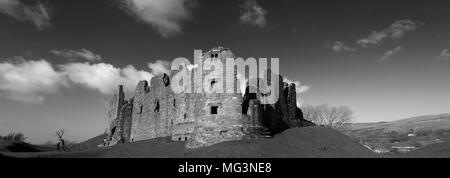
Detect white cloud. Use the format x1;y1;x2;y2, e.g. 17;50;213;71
186;64;198;71
0;56;154;103
50;49;102;62
284;78;311;94
326;41;355;52
0;58;65;103
148;60;170;75
120;0;195;37
380;46;403;62
284;78;311;107
435;49;450;61
0;0;51;31
357;19;421;47
60;62;153;95
239;0;267;27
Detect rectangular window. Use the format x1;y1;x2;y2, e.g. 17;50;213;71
211;106;218;115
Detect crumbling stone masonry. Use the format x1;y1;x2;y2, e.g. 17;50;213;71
102;47;314;148
102;85;133;146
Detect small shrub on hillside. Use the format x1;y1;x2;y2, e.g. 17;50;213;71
431;129;450;137
416;130;432;137
397;134;411;142
412;142;422;148
389;138;401;143
1;132;27;142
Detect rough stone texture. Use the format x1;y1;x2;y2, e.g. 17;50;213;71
244;99;271;139
106;85;124;135
131;74;178;142
296;108;316;127
104;47;314;149
287;83;299;126
101;85;128;147
119;99;133;143
171;122;195;141
260;74;291;134
103;98;134;146
186;93;246;149
186;47;246;148
243;70;315;134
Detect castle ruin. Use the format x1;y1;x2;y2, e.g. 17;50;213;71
102;47;314;149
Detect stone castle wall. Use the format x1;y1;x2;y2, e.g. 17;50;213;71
118;100;133;143
131;74;178;141
106;85;124;135
104;47;314;148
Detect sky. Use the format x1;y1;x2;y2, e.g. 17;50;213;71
1;0;450;144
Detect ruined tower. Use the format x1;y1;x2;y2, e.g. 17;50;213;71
106;85;124;136
245;99;271;138
103;47;314;148
130;74;177;142
184;47;248;148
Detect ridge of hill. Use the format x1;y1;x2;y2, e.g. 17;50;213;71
2;126;377;158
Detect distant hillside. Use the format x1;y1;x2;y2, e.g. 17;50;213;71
344;113;450;155
399;141;450;158
349;113;450;133
2;127;377;158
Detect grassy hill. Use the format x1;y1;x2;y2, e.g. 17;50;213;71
1;126;377;158
349;113;450;132
399;142;450;158
0;141;54;153
67;133;107;152
344;113;450;154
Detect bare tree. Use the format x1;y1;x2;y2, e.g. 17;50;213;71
55;129;66;151
302;104;354;130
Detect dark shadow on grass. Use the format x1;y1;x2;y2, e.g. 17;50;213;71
5;142;41;152
0;153;15;158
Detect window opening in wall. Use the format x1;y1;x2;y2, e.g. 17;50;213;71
211;106;218;115
154;100;160;113
210;79;217;90
111;127;116;136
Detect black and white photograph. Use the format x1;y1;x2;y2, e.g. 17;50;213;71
0;0;449;170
